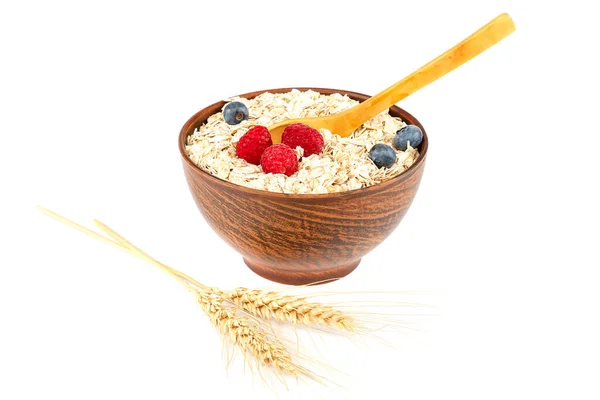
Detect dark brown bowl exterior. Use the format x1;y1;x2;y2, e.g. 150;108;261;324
179;88;428;285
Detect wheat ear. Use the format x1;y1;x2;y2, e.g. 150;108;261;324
196;292;307;378
223;288;356;331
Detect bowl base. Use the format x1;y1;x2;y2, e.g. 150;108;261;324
243;258;361;286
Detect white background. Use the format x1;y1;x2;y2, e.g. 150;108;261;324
1;0;599;398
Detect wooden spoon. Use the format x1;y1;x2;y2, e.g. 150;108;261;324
267;13;515;143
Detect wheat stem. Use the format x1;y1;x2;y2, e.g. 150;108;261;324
37;206;207;290
37;206;126;251
91;219;208;290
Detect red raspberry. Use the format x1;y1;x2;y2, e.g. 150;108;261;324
235;125;273;165
260;144;298;176
281;123;324;157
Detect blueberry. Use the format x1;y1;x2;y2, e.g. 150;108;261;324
223;101;249;125
393;125;423;151
369;143;396;168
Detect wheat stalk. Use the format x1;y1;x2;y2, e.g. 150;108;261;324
37;207;427;385
36;207;321;380
222;288;356;331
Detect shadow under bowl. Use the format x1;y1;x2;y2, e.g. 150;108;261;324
179;87;428;285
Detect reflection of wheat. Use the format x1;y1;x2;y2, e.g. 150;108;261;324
223;288;356;331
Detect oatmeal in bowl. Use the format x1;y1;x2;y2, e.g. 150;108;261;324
185;89;421;194
179;87;428;285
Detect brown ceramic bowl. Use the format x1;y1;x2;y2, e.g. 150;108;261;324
179;87;428;285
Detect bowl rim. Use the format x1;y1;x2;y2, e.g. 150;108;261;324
178;87;428;199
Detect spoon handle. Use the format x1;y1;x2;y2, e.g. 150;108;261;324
341;13;515;130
